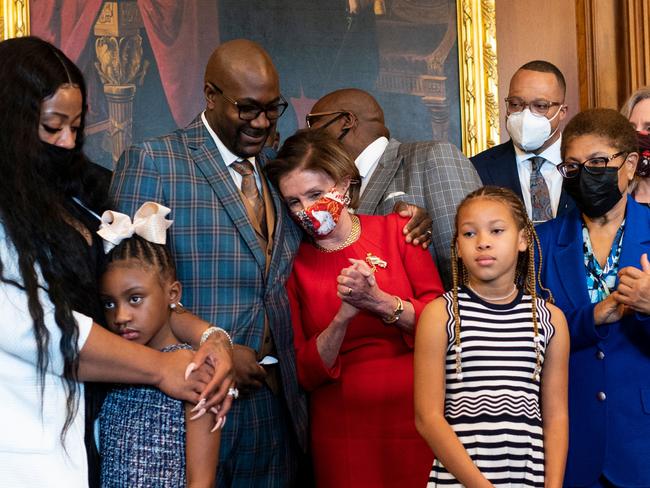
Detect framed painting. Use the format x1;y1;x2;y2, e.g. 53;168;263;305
2;0;498;166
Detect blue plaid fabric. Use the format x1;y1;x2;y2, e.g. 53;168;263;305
217;386;299;487
110;115;308;486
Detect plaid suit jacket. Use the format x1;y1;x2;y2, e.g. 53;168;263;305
109;115;307;448
356;138;481;289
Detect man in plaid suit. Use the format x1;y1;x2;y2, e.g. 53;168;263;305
307;88;481;288
110;39;307;487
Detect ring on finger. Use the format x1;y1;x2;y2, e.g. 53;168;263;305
425;229;432;238
347;287;353;296
227;387;239;400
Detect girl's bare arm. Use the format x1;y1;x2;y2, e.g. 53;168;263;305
414;298;494;488
541;303;570;488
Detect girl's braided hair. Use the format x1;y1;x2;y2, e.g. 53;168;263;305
450;186;552;381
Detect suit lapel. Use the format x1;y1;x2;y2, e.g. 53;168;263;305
186;119;267;271
258;152;298;284
620;196;650;269
267;182;286;281
487;141;524;200
557;181;577;217
356;138;402;215
551;209;590;309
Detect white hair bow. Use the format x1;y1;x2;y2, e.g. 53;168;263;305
97;202;173;253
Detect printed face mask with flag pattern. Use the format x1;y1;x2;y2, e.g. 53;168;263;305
290;189;349;239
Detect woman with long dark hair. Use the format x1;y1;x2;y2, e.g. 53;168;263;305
0;36;232;487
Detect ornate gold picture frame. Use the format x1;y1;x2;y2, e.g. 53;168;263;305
456;0;499;155
2;0;28;40
1;0;498;156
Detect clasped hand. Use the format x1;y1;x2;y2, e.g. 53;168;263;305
596;253;650;323
336;258;389;316
614;253;650;315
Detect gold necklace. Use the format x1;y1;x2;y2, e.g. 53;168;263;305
314;214;361;253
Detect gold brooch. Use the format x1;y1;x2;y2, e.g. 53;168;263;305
365;253;387;272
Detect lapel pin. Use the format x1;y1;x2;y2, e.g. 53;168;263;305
365;252;388;272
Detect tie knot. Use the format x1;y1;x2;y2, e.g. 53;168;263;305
232;159;255;176
530;157;545;174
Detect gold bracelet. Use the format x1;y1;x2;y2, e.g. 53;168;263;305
200;326;233;349
382;296;404;324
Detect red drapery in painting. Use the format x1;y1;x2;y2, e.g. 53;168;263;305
30;0;219;127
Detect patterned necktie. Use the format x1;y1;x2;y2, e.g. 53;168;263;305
529;156;553;222
231;159;267;234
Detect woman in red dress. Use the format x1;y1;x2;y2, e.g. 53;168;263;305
266;130;444;487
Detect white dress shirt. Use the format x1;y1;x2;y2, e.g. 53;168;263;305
355;136;389;195
514;135;563;219
0;223;93;487
201;112;262;193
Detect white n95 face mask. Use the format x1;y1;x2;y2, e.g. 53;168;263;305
506;108;561;152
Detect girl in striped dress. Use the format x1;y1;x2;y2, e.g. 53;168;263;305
414;186;569;488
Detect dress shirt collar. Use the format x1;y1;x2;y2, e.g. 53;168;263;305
355;136;389;179
514;134;562;167
201;111;256;167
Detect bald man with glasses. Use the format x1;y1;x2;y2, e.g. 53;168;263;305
307;88;481;289
111;39;308;488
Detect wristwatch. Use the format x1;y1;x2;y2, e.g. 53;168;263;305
382;296;404;324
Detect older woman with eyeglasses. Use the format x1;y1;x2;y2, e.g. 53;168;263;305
265;129;443;488
536;108;650;488
621;87;650;204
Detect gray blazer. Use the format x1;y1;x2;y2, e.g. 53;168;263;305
357;138;482;289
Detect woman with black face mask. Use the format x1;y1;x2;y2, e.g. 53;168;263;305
536;108;650;488
0;37;233;487
621;86;650;204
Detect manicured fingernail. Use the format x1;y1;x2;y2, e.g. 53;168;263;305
184;362;197;380
190;408;206;420
211;416;224;432
191;398;206;412
210;406;220;414
222;416;227;428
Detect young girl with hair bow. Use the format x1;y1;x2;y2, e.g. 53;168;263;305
97;202;223;488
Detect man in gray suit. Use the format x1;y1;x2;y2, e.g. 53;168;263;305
307;88;481;288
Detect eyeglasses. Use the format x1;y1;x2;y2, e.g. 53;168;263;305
305;110;350;128
557;151;628;178
505;96;563;116
208;83;288;121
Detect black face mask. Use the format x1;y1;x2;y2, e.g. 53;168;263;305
39;141;83;195
42;141;75;166
563;167;624;218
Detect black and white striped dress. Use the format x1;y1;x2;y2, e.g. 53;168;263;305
427;287;555;488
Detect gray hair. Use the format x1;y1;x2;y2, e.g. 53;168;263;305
621;86;650;118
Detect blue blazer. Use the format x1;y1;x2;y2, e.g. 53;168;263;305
536;196;650;487
471;140;575;217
